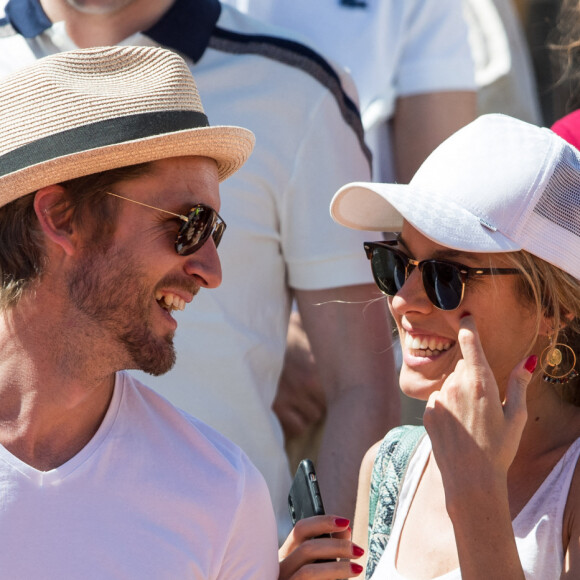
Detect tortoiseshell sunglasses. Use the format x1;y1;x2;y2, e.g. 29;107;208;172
107;192;226;256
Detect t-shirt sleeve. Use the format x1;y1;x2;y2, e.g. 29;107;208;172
216;453;280;579
281;88;377;291
396;0;476;96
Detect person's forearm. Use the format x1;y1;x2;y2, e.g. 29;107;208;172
316;377;399;522
447;477;525;580
393;91;477;183
295;285;401;523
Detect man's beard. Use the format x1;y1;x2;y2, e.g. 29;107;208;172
67;245;176;376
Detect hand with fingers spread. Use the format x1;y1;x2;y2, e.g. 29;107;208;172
423;315;537;491
278;516;364;579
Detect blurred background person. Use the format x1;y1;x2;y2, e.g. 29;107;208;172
222;0;479;443
465;0;542;123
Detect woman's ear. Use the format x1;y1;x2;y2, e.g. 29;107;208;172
538;311;574;340
33;185;77;256
538;314;553;339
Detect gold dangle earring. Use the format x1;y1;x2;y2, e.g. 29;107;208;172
540;332;578;385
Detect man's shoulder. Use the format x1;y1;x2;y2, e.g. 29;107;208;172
148;2;370;166
120;372;260;482
210;4;361;109
209;11;370;165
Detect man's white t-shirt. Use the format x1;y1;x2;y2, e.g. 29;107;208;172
0;372;279;578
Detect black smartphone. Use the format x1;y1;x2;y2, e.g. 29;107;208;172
288;458;326;524
288;459;333;562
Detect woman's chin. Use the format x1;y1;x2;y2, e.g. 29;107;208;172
399;367;445;401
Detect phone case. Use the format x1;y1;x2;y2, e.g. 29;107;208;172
288;458;326;524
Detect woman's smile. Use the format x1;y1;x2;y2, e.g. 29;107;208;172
403;332;453;358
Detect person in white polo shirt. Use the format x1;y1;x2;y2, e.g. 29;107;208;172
222;0;478;460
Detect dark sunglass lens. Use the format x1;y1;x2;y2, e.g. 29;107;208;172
175;206;214;256
422;261;463;310
212;221;226;249
392;253;407;291
371;246;404;296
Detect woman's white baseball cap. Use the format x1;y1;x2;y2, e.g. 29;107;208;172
330;114;580;280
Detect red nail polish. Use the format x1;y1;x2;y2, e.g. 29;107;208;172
352;544;365;557
351;563;363;574
524;355;538;373
334;517;350;527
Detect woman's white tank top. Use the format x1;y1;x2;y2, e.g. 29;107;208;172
371;436;580;579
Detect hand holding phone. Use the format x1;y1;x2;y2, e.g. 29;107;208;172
282;464;359;575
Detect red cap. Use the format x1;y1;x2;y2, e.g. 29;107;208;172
551;109;580;150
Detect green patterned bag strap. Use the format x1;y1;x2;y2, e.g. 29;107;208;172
366;425;426;579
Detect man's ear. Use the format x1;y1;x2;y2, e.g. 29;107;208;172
33;185;77;256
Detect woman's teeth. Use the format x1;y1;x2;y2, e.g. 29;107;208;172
155;292;186;313
404;334;451;356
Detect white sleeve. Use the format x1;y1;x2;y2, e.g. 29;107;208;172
216;454;280;579
281;88;376;291
397;0;476;96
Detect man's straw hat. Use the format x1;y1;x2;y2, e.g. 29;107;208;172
0;45;255;208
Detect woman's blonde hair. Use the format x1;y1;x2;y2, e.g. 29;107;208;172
504;250;580;405
549;0;580;112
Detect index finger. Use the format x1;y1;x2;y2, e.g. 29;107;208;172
457;314;488;370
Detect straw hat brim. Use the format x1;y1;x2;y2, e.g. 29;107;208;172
0;124;255;206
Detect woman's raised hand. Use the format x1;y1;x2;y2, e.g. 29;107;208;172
423;314;536;490
278;515;364;579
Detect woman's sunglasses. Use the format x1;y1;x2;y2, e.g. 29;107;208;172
107;192;226;256
364;240;520;311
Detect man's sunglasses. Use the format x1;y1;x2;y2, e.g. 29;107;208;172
364;240;520;311
107;192;226;256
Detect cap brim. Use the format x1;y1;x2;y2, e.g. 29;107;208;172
330;181;521;253
0;124;255;206
330;181;405;231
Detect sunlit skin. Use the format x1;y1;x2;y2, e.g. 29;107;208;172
85;156;222;375
40;0;176;46
389;222;542;403
46;155;223;382
63;0;135;14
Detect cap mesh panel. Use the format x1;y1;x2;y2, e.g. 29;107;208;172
533;146;580;238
